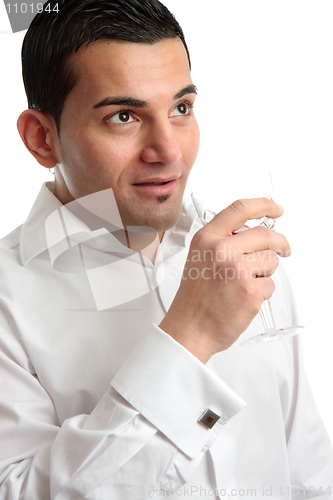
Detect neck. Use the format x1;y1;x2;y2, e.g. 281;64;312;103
124;229;164;264
51;177;165;263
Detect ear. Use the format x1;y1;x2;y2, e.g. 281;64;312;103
17;110;60;168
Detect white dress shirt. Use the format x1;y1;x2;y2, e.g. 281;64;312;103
0;182;332;500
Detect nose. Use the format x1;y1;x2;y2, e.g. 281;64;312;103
140;118;182;166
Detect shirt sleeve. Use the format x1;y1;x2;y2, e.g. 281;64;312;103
0;319;245;500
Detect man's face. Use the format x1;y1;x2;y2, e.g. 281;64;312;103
52;38;200;232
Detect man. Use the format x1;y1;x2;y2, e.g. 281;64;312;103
0;0;332;498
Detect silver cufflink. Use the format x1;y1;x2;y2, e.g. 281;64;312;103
198;409;220;429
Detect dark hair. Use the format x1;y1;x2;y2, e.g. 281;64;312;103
22;0;190;133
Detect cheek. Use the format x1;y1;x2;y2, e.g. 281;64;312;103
78;137;133;177
184;124;200;166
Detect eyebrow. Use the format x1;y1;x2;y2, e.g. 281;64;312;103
92;84;198;109
174;84;198;100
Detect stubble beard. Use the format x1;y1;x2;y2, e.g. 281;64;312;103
120;193;182;233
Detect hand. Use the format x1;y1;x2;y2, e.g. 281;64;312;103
159;198;291;363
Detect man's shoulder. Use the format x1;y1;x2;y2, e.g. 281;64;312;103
0;225;24;276
0;225;22;251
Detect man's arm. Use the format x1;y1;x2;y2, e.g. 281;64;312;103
0;317;245;499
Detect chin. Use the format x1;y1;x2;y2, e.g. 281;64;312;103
124;206;182;233
119;193;183;232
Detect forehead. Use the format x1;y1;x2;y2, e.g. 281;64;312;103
68;38;192;105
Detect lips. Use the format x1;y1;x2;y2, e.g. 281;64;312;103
132;176;180;196
133;176;180;186
135;181;168;187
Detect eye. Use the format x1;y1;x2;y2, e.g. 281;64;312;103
170;102;192;117
107;111;135;124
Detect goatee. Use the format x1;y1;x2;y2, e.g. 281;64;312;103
157;194;171;203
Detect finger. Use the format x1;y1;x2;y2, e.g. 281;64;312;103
206;198;284;236
235;251;279;279
243;250;280;278
231;225;291;257
256;277;276;302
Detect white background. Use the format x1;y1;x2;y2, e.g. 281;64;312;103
0;1;332;442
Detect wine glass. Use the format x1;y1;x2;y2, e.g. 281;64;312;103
190;171;304;347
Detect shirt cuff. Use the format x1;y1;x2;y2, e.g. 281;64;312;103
111;324;246;459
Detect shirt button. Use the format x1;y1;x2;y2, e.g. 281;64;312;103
95;238;106;249
156;267;165;281
161;480;173;492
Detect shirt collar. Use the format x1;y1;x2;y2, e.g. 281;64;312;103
20;182;199;266
20;182;64;265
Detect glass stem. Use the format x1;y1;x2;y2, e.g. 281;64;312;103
260;300;276;331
